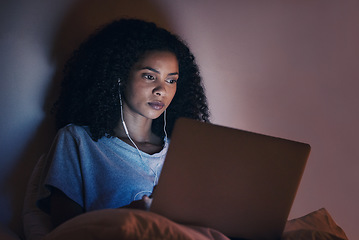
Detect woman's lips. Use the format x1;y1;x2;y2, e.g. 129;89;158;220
148;101;165;110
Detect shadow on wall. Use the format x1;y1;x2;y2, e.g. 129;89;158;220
6;0;173;235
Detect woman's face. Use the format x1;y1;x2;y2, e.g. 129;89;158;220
124;51;179;120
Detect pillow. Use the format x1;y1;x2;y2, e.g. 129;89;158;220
282;208;348;240
42;208;349;240
42;209;230;240
0;224;21;240
23;155;53;240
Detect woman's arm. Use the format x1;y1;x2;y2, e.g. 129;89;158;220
50;187;84;227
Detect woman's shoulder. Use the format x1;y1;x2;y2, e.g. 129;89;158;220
57;124;92;139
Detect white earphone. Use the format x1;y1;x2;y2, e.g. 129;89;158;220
118;78;168;200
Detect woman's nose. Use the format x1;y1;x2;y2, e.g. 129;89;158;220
153;82;166;96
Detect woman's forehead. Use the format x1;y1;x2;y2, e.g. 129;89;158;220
133;51;179;73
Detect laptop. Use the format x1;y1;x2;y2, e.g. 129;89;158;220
150;118;310;240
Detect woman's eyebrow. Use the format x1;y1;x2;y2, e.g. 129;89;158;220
140;66;179;76
141;66;159;73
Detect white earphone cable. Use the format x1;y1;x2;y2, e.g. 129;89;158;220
118;80;167;201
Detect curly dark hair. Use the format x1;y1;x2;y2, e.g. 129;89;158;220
54;18;210;141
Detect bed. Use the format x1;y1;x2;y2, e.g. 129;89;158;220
0;207;349;240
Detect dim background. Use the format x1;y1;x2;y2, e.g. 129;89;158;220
0;0;358;239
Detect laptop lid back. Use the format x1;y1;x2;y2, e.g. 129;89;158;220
150;118;310;240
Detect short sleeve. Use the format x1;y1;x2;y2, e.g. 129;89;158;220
37;126;84;213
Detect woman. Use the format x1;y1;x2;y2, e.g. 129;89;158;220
37;18;210;228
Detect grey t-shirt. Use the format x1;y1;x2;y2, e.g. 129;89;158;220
38;124;168;212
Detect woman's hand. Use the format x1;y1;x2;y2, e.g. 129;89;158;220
121;195;153;210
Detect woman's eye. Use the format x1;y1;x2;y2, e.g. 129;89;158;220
167;79;178;84
143;74;155;80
